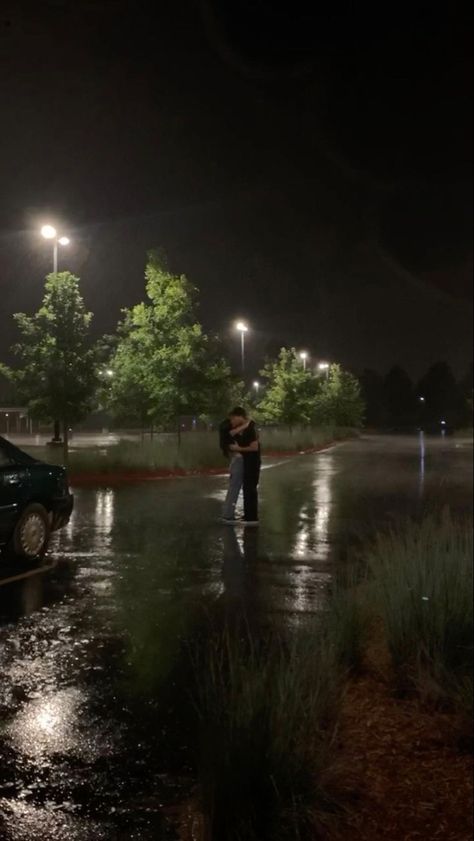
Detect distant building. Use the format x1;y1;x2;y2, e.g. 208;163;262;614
0;407;31;435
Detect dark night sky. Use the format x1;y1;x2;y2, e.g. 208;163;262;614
0;0;472;378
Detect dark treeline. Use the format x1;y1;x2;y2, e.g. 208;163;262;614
359;362;473;430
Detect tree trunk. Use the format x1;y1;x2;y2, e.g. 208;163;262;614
53;419;62;442
62;421;69;465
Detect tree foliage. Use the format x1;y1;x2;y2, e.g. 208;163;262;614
9;272;98;451
358;361;472;430
257;351;364;428
313;363;365;427
257;348;320;427
108;252;236;429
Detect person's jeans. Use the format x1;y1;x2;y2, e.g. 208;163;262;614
222;455;243;519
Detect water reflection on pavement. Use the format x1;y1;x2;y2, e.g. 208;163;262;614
0;435;472;840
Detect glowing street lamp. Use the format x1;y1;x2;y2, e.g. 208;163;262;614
318;361;330;380
235;320;249;372
299;351;309;371
253;380;260;395
41;224;71;272
41;224;56;239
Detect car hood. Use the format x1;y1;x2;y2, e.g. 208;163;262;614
0;435;39;464
0;436;69;476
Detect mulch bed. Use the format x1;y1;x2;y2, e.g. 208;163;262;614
69;466;228;486
170;630;472;841
332;639;473;841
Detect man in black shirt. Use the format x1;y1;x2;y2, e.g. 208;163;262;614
229;407;261;526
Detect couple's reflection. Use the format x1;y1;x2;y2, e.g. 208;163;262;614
221;526;259;604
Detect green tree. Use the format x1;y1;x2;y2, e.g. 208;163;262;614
0;366;19;404
314;363;364;427
9;272;98;460
108;252;235;435
257;348;318;427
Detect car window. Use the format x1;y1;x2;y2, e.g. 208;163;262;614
0;448;13;467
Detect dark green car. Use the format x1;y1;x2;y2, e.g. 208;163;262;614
0;435;73;561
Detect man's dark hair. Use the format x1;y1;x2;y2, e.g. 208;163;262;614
230;406;247;418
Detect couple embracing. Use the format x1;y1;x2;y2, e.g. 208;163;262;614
219;407;261;527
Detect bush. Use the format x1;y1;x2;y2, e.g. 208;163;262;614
24;432;226;474
192;618;347;841
324;571;370;673
23;427;355;475
367;511;473;702
261;425;354;453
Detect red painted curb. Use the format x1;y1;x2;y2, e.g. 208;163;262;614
70;466;228;486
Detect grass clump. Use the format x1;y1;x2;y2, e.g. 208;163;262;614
26;427;355;475
324;571;370;674
192;621;345;841
262;425;354;453
31;432;227;474
367;510;473;705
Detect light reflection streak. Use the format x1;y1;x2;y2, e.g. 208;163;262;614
291;454;335;612
95;489;115;535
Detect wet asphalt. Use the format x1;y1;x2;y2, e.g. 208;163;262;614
0;434;472;841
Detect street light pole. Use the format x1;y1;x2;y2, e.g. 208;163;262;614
235;321;249;373
40;225;72;445
299;351;308;371
41;225;71;273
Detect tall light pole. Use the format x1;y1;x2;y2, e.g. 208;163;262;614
299;351;309;371
40;225;71;445
41;225;71;272
235;321;249;373
318;361;330;380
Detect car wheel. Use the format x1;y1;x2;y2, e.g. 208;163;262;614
13;504;51;560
